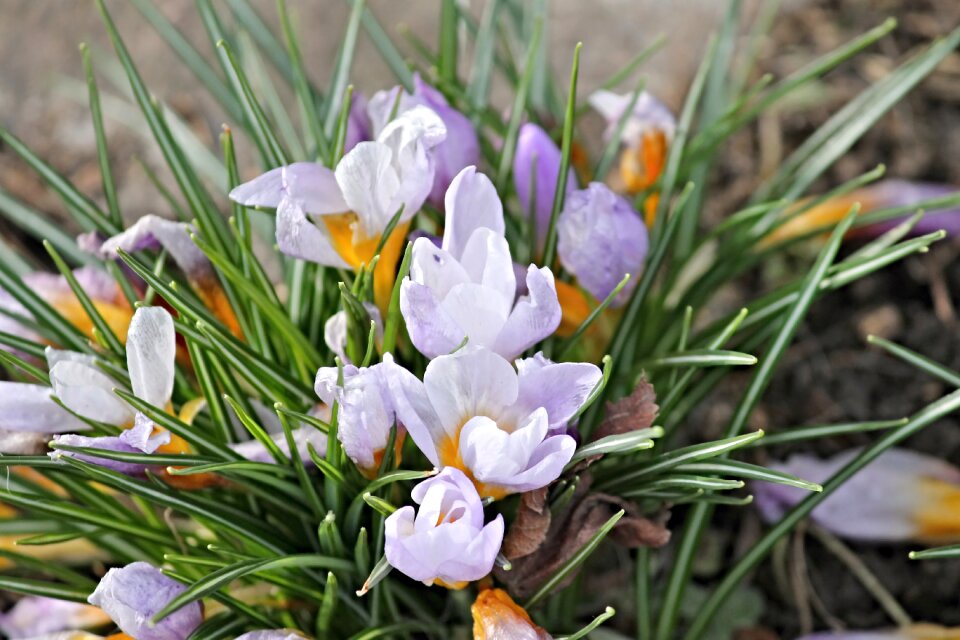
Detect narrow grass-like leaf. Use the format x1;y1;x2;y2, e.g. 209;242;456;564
495;19;543;190
868;336;960;387
324;0;365;136
381;241;412;357
0;127;114;233
747;418;908;447
677;460;822;492
0;577;91;603
557;606;616;640
541;42;582;270
640;349;758;370
568;428;663;466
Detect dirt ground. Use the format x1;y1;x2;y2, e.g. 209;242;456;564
1;0;960;638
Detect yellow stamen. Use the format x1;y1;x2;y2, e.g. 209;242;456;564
915;477;960;542
363;430;407;480
157;398;221;490
325;214;411;313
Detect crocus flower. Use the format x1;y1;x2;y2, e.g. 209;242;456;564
384;467;504;587
554;182;648;334
471;588;552;640
235;632;309;640
385;346;600;499
589;89;675;206
324;303;382;365
0;267;131;347
230;106;446;309
98;214;241;337
88;562;202;640
0;596;111;639
368;74;480;208
400;166;562;360
315;363;396;476
764;180;960;246
754;447;960;543
513;123;576;255
48;307;206;484
798;625;960;640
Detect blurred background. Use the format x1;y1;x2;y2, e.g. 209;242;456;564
2;0;960;636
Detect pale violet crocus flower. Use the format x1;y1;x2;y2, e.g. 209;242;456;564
512;123;576;255
368;73;480;208
0;596;110;638
400;166;562;360
471;589;553;640
384;346;600;499
384;467;503;588
324;303;382;365
557;182;648;308
754;447;960;543
97;214;241;336
315;363;396;477
88;562;203;640
589;89;675;199
48;307;206;481
230;403;329;465
230;106;446;308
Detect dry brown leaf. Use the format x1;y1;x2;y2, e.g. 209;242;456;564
594;378;658;440
496;475;670;598
501;487;550;560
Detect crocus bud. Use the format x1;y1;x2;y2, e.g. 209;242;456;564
471;588;552;640
754;448;960;543
87;562;203;640
513;123;576;255
324;303;383;366
589;89;675;196
384;467;504;587
367;74;480;208
557;182;648;306
315;363;397;475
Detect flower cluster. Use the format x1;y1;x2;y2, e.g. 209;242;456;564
2;7;959;638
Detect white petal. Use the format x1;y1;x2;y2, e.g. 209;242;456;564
381;354;445;465
457;228;516;308
99;215;209;279
0;382;89;433
439;283;510;350
50;361;133;425
441;166;504;260
126;307;175;408
276;199;350;268
336;142;401;237
399;281;466;359
422;347;518;431
44;347;97;370
409;237;471;300
492;266;561;360
230;166;285;208
281;163;349;214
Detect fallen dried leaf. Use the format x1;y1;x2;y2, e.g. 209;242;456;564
594;378;658;440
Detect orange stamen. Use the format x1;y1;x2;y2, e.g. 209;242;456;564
915;477;960;542
620;130;668;195
554;280;592;337
472;588;548;640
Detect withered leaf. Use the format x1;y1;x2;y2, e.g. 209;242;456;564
594;378;658;440
497;474;670;599
501;487;550;560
